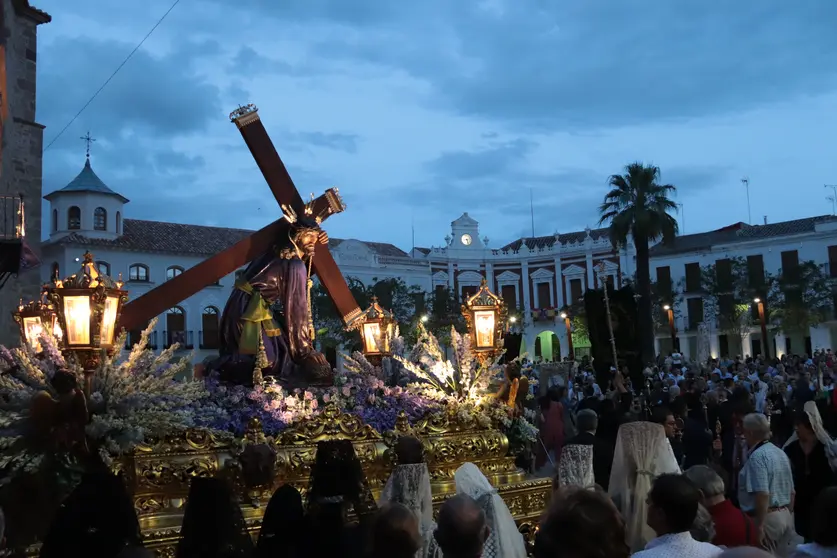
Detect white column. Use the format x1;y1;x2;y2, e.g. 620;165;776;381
447;261;455;289
654;336;661;356
809;326;832;351
521;260;531;312
548;278;555;307
709;335;721;360
585;252;595;289
485;262;494;290
774;332;787;358
741;333;753;358
554;257;564;308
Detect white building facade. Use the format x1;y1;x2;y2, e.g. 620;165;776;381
41;158;837;364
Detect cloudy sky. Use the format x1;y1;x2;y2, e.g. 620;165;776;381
35;0;837;251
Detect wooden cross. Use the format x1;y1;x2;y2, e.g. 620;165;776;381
117;105;362;331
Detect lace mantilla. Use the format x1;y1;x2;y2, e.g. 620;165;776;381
558;444;595;489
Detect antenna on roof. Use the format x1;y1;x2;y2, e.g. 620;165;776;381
411;212;415;254
530;188;535;238
741;177;751;225
825;185;837;215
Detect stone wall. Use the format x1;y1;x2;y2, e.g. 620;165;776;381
0;0;49;346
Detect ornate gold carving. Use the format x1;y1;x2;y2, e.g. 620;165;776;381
280;404;382;444
137;457;217;488
134;429;230;454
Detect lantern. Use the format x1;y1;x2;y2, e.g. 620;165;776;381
461;278;507;362
12;292;60;352
346;296;396;361
46;251;128;389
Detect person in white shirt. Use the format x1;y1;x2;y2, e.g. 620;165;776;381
633;474;722;558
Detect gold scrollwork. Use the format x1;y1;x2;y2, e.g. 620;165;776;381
280;404;382;444
137;457;217;488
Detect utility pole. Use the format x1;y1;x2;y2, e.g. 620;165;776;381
826;185;837;215
741;177;751;224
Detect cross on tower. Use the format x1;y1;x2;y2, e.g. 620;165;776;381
80;131;96;159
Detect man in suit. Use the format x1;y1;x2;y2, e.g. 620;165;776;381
564;409;614;490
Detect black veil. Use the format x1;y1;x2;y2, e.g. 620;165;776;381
175;477;254;558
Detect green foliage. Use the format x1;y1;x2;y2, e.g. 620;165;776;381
423;286;467;345
559;298;589;347
700;257;756;340
767;260;836;333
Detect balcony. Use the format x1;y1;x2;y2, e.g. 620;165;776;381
530;308;558;322
126;330;158;351
199;329;220;350
163;330;194;350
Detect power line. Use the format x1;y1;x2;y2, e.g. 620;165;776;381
43;0;183;153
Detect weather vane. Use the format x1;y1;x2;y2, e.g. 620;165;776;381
80;131;96;159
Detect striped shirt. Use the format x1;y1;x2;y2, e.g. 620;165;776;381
738;441;794;512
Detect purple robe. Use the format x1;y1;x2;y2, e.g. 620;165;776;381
209;249;314;384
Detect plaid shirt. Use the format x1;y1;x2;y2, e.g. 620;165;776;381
738;442;794;512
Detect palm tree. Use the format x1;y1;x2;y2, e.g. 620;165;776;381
598;162;679;365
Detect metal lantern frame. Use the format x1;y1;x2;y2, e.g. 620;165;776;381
12;293;59;352
45;251;128;375
346;295;397;361
461;278;508;364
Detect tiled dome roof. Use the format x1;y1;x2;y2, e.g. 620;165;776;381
43;158;129;202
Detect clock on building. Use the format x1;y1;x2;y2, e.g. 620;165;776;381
461;234;472;246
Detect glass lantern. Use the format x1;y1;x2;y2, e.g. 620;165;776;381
12;292;60;352
461;278;508;362
46;251;128;377
346;296;396;361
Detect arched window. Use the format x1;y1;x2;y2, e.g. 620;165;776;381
166;306;187;348
68;206;81;230
116;211;122;234
51;209;58;232
97;261;111;276
50;262;60;281
129;264;149;282
201;306;220;349
94;207;107;231
166;266;184;280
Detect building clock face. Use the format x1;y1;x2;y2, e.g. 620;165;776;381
461;234;472;246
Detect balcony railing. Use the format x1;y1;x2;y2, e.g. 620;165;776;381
126;330;158;350
199;329;220;350
0;194;25;240
163;330;194;349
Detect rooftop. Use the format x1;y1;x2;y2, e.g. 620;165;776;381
648;215;837;256
43;158;129;203
44;218;408;258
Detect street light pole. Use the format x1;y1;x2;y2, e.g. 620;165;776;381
754;297;770;359
560;311;574;361
826;185;837;215
664;304;677;352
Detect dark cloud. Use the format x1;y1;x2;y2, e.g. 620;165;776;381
38;36;223;149
242;0;837;130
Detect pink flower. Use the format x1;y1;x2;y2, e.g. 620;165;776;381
323;393;330;403
303;391;314;401
342;386;351;397
270;399;282;410
310;399;318;409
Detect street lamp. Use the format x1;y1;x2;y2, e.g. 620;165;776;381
753;297;770;358
347;295;396;362
12;292;61;352
45;251;128;394
461;278;507;365
663;304;677;352
420;314;429;323
559;311;574;360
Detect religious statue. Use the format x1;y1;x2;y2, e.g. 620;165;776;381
208;199;332;386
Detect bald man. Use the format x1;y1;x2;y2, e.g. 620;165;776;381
433;494;489;558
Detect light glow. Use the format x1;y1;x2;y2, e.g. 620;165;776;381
99;296;120;347
362;322;383;354
64;296;91;345
473;310;495;348
509;316;517;323
663;305;671;311
560;312;568;319
22;317;43;351
420;315;429;323
753;297;761;304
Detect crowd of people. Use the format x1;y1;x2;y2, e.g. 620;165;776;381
532;349;837;557
3;350;837;557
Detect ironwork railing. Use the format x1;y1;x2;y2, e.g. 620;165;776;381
199;329;220;350
163;330;194;349
0;194;25;240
